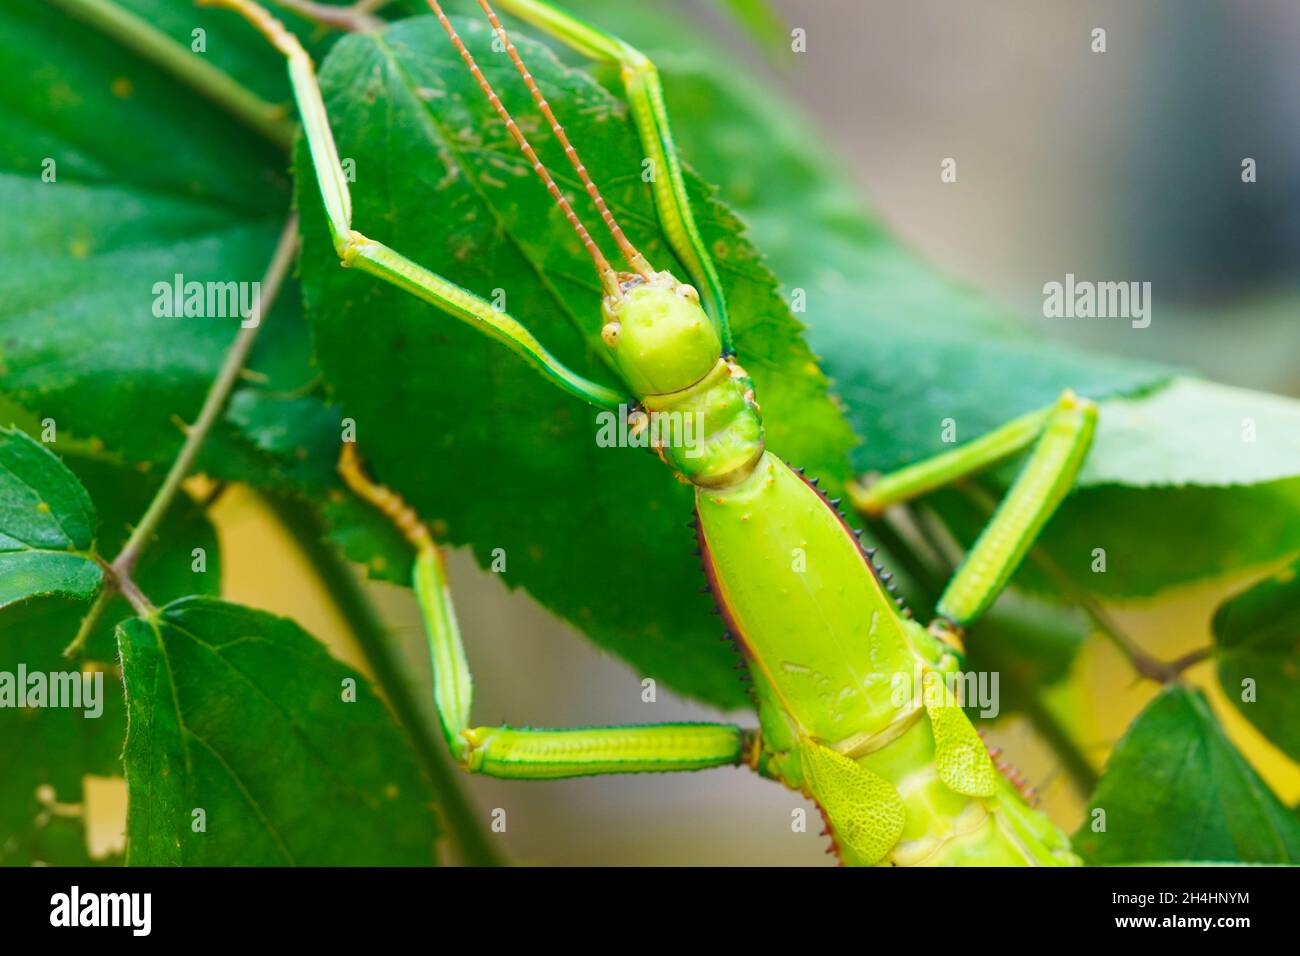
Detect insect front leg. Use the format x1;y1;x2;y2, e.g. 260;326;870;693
849;389;1098;635
482;0;734;352
202;0;626;409
338;445;756;779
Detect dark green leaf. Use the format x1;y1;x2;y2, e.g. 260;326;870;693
0;451;219;866
0;0;301;466
0;426;102;609
1212;558;1300;764
1073;685;1300;864
117;597;439;865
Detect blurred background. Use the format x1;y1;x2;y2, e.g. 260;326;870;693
99;1;1299;864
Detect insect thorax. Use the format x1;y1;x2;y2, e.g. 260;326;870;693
603;274;764;487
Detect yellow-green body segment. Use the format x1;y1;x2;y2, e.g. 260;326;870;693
695;450;1079;866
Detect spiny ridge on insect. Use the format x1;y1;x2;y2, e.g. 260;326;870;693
796;466;913;620
816;805;845;867
981;733;1041;806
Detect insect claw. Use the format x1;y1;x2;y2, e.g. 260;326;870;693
810;477;820;487
865;547;878;557
830;497;842;507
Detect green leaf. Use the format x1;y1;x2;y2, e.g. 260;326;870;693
0;450;219;866
1212;558;1300;764
117;597;439;865
1081;377;1300;487
1073;685;1300;864
296;16;857;708
0;0;302;466
0;426;102;609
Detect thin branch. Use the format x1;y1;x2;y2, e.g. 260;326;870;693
1167;644;1213;675
1014;678;1101;796
114;214;298;582
268;0;385;31
954;482;1198;684
862;511;944;619
50;0;294;149
63;217;298;656
64;582;116;658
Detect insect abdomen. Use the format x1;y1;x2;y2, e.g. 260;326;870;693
695;451;1080;866
694;451;915;745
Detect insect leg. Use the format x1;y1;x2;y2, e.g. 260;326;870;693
487;0;734;352
338;444;754;779
847;405;1054;517
458;724;749;779
202;0;627;410
930;391;1096;627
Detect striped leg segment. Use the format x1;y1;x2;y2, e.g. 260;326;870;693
848;391;1097;628
338;444;751;779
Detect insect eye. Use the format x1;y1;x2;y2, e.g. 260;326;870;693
601;321;621;347
676;283;700;304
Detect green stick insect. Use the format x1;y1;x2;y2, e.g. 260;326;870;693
210;0;1092;865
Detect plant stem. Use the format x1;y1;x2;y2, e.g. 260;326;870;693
65;583;115;657
1167;644;1213;675
266;495;503;867
863;511;944;620
268;0;385;31
115;215;298;581
954;483;1200;685
1015;678;1100;796
63;217;296;656
49;0;294;150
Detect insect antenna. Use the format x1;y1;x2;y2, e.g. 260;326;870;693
473;0;657;282
425;0;624;297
